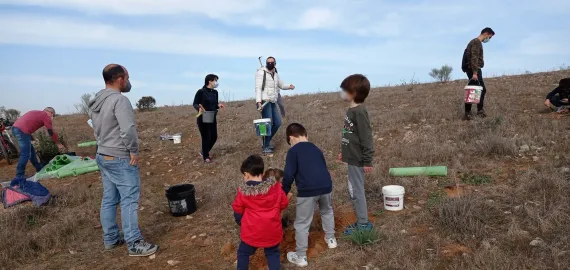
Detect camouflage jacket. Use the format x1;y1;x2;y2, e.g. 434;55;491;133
461;38;484;72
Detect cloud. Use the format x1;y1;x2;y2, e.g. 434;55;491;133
0;74;189;91
518;32;570;56
0;13;359;61
0;0;267;17
182;71;253;81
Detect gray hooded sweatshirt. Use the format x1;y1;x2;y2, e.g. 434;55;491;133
88;89;139;157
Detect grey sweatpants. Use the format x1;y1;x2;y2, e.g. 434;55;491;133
348;165;369;224
294;193;335;257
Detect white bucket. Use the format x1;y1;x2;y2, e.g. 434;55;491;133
172;135;182;144
382;185;405;211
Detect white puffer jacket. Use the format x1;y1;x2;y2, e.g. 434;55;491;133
255;67;292;103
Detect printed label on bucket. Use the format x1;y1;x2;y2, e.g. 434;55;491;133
168;199;188;214
385;196;400;207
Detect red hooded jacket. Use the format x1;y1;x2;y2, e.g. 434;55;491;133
232;178;288;247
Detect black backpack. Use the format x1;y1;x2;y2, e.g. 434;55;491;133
461;48;469;73
261;68;277;91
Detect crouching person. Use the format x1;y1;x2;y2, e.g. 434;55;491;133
545;78;570;112
232;155;288;270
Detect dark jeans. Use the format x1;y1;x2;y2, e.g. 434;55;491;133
261;102;281;149
237;241;280;270
197;120;217;160
550;95;569;107
11;127;42;177
465;69;487;113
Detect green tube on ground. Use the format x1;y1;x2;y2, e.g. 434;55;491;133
75;166;100;175
389;166;448;177
57;170;76;178
77;141;97;147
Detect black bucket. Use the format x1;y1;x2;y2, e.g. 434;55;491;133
165;184;197;217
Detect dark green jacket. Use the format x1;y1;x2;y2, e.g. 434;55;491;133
341;105;374;167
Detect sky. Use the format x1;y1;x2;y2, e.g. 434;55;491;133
0;0;569;114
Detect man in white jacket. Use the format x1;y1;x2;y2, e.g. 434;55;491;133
255;56;295;154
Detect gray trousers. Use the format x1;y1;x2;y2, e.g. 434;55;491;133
348;165;369;224
294;193;335;257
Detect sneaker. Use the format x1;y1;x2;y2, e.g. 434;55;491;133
325;237;338;249
343;223;357;235
287;252;308;267
344;221;373;235
204;158;212;164
128;240;159;257
262;148;274;154
477;110;487;118
104;238;126;251
462;112;473;121
268;144;275;151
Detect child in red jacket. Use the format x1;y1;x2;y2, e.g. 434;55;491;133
232;155;288;270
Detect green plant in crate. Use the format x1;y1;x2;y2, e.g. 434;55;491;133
35;131;67;162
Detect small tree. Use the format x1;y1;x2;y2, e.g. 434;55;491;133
429;65;453;83
136;96;157;111
4;109;20;122
75;93;93;115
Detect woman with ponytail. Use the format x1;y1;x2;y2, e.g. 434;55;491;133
193;74;225;163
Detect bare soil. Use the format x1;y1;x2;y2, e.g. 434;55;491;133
1;70;570;270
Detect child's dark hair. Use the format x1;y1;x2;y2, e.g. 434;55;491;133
263;168;284;181
286;123;308;145
240;155;264;176
341;74;371;103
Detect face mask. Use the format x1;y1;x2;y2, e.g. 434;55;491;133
482;37;490;43
340;90;349;101
213;82;219;88
121;80;132;93
266;62;275;70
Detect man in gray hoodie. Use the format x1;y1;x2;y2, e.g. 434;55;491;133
89;64;158;257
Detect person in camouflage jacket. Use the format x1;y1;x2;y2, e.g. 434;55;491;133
461;27;495;120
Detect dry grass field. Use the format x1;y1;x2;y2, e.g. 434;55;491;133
1;69;570;270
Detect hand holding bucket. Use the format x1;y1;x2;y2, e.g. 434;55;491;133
464;80;483;104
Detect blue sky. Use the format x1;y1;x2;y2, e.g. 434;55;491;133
0;0;569;114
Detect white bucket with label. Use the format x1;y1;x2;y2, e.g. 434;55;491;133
382;185;405;211
172;135;182;144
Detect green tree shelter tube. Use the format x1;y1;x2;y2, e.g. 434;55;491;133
389;166;448;177
75;166;100;175
77;141;97;147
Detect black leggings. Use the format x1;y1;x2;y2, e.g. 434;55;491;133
197;120;217;160
465;69;487;112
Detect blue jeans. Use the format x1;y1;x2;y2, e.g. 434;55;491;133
11;127;42;177
96;154;143;246
261;102;281;148
237;241;280;270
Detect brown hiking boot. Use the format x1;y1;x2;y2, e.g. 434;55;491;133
462;112;473;121
477;110;487;118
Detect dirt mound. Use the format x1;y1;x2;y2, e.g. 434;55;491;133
250;211;376;269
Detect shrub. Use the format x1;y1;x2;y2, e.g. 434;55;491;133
0;107;21;122
136;96;157;111
35;130;66;162
74;93;93;115
429;65;453;83
344;228;382;246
